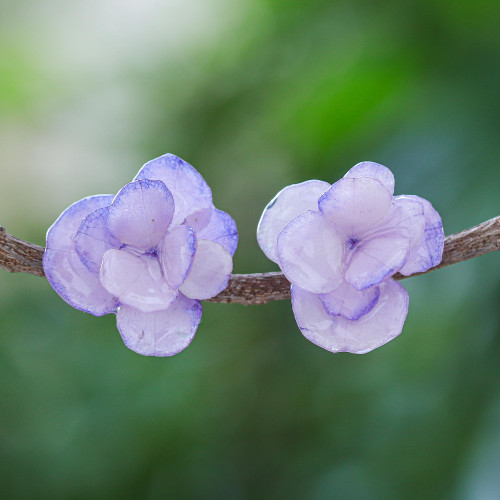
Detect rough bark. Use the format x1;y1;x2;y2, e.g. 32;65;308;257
0;227;45;277
1;215;499;305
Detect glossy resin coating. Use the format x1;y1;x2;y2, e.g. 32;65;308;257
44;154;238;356
257;161;444;353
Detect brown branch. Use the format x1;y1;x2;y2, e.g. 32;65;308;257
211;214;500;304
1;215;499;305
0;227;45;277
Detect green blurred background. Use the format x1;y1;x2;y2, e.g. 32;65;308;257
1;1;499;498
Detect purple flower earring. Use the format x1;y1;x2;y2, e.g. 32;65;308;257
43;154;238;357
257;161;444;354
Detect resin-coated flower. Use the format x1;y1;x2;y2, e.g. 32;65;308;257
257;161;444;354
43;154;237;356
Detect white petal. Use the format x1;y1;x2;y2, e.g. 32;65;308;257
43;195;118;316
116;294;202;356
343;196;425;289
107;179;174;250
75;206;120;273
398;195;444;275
344;161;395;195
277;210;343;294
100;249;177;313
159;225;196;288
134;153;213;225
292;279;409;354
318;177;392;236
257;180;331;263
367;196;425;247
179;240;232;300
185;207;238;256
291;285;336;338
345;236;410;290
320;281;380;320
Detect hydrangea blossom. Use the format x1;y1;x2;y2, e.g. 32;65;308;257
43;154;237;356
257;161;444;354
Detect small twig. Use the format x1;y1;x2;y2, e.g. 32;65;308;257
0;227;45;277
0;216;499;305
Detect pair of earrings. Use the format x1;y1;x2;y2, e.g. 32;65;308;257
44;154;443;357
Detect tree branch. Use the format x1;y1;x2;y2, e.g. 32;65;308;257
0;227;45;277
1;215;499;305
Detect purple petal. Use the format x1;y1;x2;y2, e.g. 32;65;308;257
185;207;238;257
398;195;445;276
277;210;343;294
43;195;118;316
134;154;213;225
100;249;178;313
116;294;202;357
345;235;410;290
291;285;337;336
75;206;120;273
159;225;197;288
257;180;331;263
344;161;395;195
343;196;426;289
292;279;409;354
366;196;425;247
319;281;380;320
179;239;233;300
318;177;392;236
106;179;174;250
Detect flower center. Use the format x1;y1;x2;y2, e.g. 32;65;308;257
347;237;360;250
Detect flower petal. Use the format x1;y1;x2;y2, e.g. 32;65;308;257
159;225;197;288
185;207;238;256
100;249;177;313
134;153;213;225
343;196;426;289
116;294;202;357
75;206;120;273
257;180;331;263
319;281;380;320
179;240;233;300
291;285;337;337
367;196;425;247
344;161;395;195
106;179;174;250
277;210;343;294
43;195;118;316
318;177;392;236
398;195;444;276
292;279;408;354
345;236;410;290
